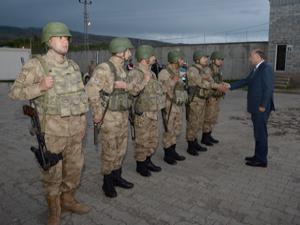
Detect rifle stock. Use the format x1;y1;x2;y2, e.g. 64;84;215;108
23;104;62;170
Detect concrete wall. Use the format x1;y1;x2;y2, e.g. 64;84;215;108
69;42;268;80
268;0;300;86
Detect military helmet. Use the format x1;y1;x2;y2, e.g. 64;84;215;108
210;51;225;60
168;49;185;63
193;50;209;62
135;45;155;62
109;37;134;54
41;22;72;44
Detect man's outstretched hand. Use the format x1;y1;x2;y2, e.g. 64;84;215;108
217;83;230;93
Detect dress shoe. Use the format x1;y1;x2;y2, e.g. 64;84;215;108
245;160;267;168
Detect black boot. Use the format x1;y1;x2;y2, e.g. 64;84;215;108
164;147;177;165
187;141;199;156
102;173;117;198
112;168;134;189
208;132;219;144
146;156;162;172
136;160;151;177
194;139;207;152
171;145;186;161
201;133;213;146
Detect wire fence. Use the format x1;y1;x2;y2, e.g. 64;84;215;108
156;23;269;44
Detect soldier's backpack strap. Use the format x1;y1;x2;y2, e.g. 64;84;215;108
35;55;51;133
130;67;147;115
98;61;117;123
166;67;180;101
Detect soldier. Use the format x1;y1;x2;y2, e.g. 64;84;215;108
186;50;226;156
202;51;225;145
8;22;90;225
85;37;134;198
122;45;165;177
158;49;188;165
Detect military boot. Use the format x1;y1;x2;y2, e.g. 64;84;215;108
208;131;219;144
201;133;213;146
186;141;199;156
194;139;208;152
136;160;151;177
164;147;177;165
47;195;61;225
112;168;134;189
146;156;162;172
61;191;90;214
102;173;117;198
171;145;186;161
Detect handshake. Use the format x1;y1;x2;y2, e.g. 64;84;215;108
216;82;230;93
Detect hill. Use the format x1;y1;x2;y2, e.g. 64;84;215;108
0;25;174;52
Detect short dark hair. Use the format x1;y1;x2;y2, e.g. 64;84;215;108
254;49;266;59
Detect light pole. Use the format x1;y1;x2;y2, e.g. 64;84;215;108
79;0;92;51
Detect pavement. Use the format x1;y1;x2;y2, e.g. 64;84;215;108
0;82;299;225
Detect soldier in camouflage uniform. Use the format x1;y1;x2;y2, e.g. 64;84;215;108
202;51;225;145
85;37;134;198
125;45;165;177
186;50;226;156
9;22;90;225
158;49;188;165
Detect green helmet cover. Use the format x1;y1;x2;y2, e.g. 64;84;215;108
210;51;225;60
109;37;134;53
41;22;72;44
193;50;209;62
168;49;185;63
135;45;155;62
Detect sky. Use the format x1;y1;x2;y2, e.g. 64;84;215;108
0;0;270;44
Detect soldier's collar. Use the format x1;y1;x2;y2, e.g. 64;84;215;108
110;56;124;67
137;63;151;72
167;64;179;76
46;49;67;64
193;64;204;70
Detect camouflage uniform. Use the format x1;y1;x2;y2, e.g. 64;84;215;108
9;27;91;225
9;49;88;196
186;63;221;155
158;64;187;164
201;51;225;145
128;64;164;161
86;52;134;197
86;56;129;175
202;64;223;133
127;47;165;176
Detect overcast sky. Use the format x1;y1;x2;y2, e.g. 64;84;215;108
1;0;270;43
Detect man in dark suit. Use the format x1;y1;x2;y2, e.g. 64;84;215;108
227;49;275;167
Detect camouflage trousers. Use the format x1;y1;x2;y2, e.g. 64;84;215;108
43;133;84;196
186;98;206;141
163;102;182;149
100;111;128;175
134;112;159;161
203;97;221;133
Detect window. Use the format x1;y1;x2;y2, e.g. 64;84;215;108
275;45;287;71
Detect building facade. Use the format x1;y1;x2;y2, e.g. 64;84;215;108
268;0;300;86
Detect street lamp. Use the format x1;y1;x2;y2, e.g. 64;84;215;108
79;0;92;51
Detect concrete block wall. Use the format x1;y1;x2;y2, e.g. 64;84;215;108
69;42;268;80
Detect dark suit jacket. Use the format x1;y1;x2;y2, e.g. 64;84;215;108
230;61;275;113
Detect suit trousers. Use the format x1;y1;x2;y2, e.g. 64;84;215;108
251;110;271;163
